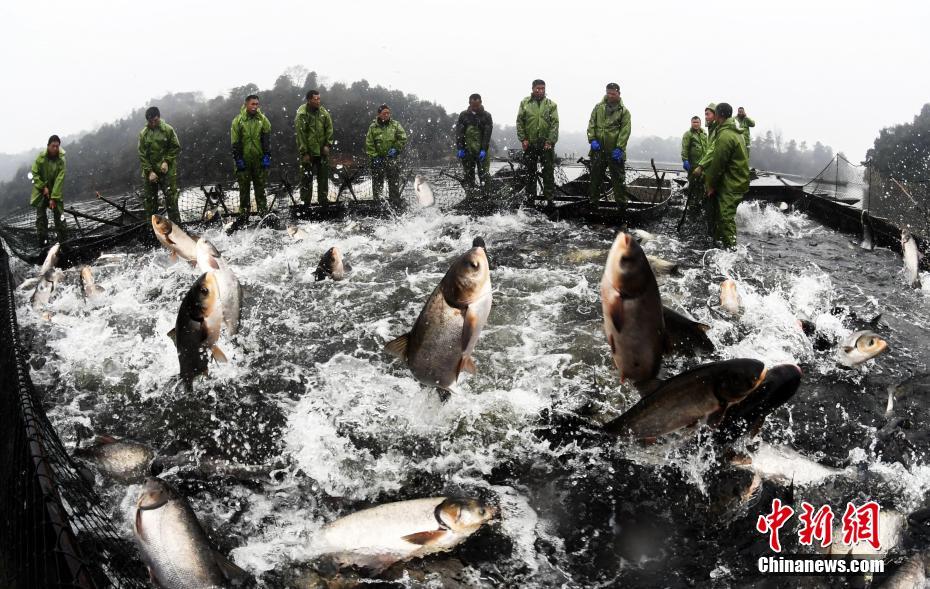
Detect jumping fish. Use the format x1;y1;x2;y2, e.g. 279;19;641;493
902;227;923;288
314;246;350;281
414;175;435;207
168;272;226;387
312;497;497;572
287;225;309;241
152;215;199;261
719;279;740;315
80;266;106;301
72;435;155;483
385;241;492;397
195;239;242;336
836;330;888;368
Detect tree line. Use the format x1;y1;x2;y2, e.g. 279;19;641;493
0;70;458;212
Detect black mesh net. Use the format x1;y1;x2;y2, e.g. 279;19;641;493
803;154;868;206
0;244;148;588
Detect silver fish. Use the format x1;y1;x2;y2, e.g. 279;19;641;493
72;435;155;483
902;227;923;288
414;175;435;207
133;477;249;588
836;330;888;368
196;238;242;336
152;215;199;261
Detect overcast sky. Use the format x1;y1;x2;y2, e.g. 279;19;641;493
2;0;928;160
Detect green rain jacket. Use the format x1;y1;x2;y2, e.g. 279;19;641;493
737;115;755;148
516;96;559;145
365;119;408;158
295;104;334;157
138;121;181;175
681;128;708;163
231;106;272;162
586;97;631;151
697;122;719;169
455;108;493;153
703;119;750;195
30;149;66;206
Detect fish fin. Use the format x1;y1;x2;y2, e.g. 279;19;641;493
461;305;480;351
213;550;250;584
93;434;118;445
608;298;623;332
207;257;220;270
459;354;477;375
842;345;854;353
384;334;409;359
401;529;449;545
135;508;146;543
166;328;177;344
608;333;616;355
695;321;710;332
212;345;228;363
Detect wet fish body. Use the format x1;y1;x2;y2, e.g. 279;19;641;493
30;269;63;310
714;364;803;444
385;243;492;395
80;266;106;301
152;215;199;261
170;272;225;386
860;210;874;251
195;239;242;336
604;359;767;440
600;232;665;385
313;497;496;572
719;279;740;315
902;228;923;288
38;243;61;275
287;225;309;241
314;246;350;281
134;477;248;589
836;330;888;368
73;435;155;483
414;175;435;207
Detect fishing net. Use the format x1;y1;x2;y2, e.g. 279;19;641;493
0;245;148;588
803;154;867;206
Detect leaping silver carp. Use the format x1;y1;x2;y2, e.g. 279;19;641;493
72;435;155;483
312;497;497;572
152;215;199;261
133;477;250;589
414;175;435;207
836;330;888;368
385;241;492;397
168;272;226;387
902;227;923;288
313;246;350;281
195;238;242;336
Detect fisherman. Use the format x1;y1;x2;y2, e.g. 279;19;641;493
516;79;559;208
230;94;272;221
701;103;750;248
692;103;719;235
365;104;408;207
454;93;493;196
138;106;182;223
680;115;708;220
30;135;68;244
736;107;755;158
295;90;334;206
587;82;631;207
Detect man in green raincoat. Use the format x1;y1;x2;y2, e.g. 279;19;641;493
516;79;559;206
587;82;632;206
736;107;755;158
295;90;334;206
365;104;408;207
702;103;749;248
693;103;719;234
138;106;182;222
681;115;708;219
454;93;493;195
30;135;68;244
231;94;272;220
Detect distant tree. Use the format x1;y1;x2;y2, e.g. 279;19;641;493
0;71;458;212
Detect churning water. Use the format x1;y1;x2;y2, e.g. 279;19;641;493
11;190;930;587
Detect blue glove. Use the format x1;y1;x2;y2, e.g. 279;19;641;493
456;149;466;159
235;158;246;171
478;150;487;161
683;159;691;172
261;154;271;169
387;148;399;158
590;140;601;152
612;148;623;162
372;157;384;166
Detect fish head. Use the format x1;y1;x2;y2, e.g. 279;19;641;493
151;214;172;236
286;225;297;237
603;232;651;295
442;246;491;307
854;330;888;360
713;359;768;403
188;272;220;320
80;266;93;284
438;497;497;533
136;477;174;511
195;238;222;271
